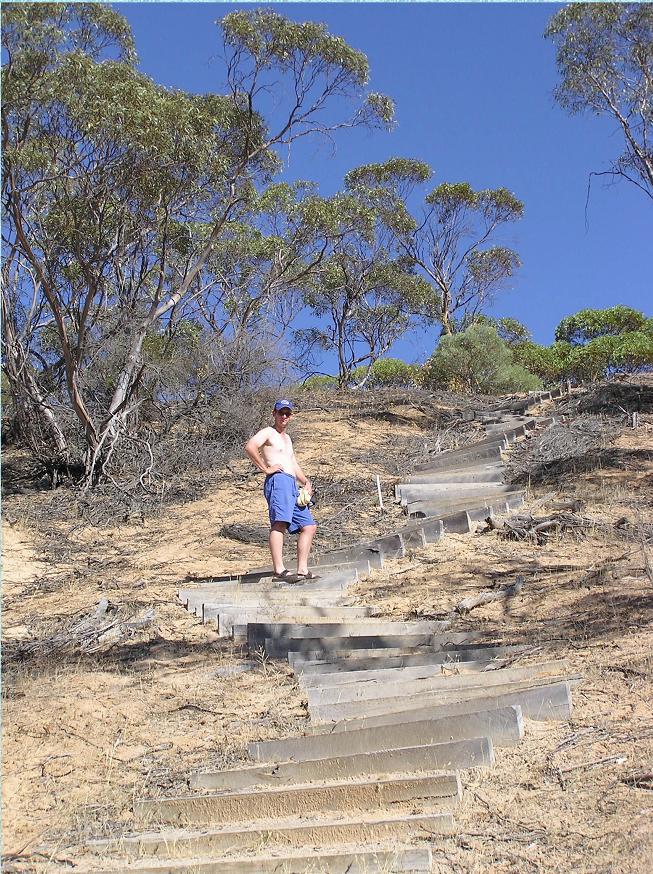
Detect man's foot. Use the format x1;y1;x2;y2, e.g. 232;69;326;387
272;569;301;582
295;571;321;580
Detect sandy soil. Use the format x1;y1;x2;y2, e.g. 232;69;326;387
2;395;652;873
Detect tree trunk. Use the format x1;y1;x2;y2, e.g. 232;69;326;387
1;305;68;454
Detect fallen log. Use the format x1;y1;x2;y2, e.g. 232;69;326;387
456;576;525;615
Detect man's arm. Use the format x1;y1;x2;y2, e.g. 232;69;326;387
244;428;283;476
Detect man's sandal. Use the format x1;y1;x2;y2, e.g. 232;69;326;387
294;571;321;581
272;569;301;582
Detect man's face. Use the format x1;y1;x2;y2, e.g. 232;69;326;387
274;407;292;428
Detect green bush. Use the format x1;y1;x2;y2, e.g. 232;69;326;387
351;357;420;388
302;374;338;390
422;324;542;394
513;340;574;384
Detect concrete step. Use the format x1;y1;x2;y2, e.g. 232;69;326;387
266;631;483;659
399;466;506;485
184;582;355;605
309;679;575;726
207;606;382;636
313;546;385;568
87;813;452;860
405;491;524;519
88;846;435;873
134;771;461;826
292;645;527;675
399;517;445;543
362;534;406;560
247;619;451;649
249;706;524;762
183;561;366;591
183;592;345;614
298;654;541;687
179;570;357;600
484;421;528;435
287;639;498;665
423;433;509;454
191;737;492;791
185;596;346;622
306;660;570;707
298;657;508;688
204;549;387;581
406;501;472;542
414;444;504;472
398;480;510;497
247;557;374;576
398;482;514;504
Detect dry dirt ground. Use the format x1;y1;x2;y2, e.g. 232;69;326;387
2;392;653;873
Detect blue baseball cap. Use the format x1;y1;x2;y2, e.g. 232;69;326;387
274;399;294;412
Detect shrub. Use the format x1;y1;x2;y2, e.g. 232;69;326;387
422;324;541;394
352;357;420;388
302;374;338;390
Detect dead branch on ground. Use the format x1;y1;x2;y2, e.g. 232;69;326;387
456;575;525;615
484;509;652;546
3;599;156;662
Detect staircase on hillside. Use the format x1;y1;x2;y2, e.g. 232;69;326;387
84;389;578;874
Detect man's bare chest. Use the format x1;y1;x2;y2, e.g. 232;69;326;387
267;431;292;454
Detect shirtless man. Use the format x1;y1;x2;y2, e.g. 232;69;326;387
244;399;318;581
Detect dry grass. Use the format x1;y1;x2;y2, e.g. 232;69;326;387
2;391;653;873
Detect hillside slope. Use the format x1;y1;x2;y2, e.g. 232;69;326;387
2;386;652;873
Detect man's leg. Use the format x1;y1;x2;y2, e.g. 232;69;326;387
296;523;317;575
269;522;288;574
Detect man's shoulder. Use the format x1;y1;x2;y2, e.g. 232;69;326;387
250;425;275;441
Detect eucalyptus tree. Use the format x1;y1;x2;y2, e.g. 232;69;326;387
298;161;434;387
340;160;524;337
2;4;393;484
513;306;653;383
545;3;653;201
403;182;524;336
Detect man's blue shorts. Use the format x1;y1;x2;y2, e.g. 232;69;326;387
264;472;316;534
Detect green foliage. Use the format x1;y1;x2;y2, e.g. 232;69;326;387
345;158;432;191
555;305;648;344
302;374;338;390
571;332;653;380
422;324;541;394
515;308;653;383
467;247;521;283
221;10;370;84
1;3;136;67
141;321;202;363
512;341;573;384
408;181;524;334
425;184;524;222
351;358;420;388
2;4;396;482
547;306;653;379
545;4;653;198
476;316;532;346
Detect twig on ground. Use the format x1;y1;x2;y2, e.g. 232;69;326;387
621;770;653;790
558;755;626;775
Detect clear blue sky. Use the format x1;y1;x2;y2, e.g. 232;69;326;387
115;1;651;369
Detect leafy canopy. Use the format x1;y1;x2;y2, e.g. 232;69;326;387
545;3;653;199
555;305;648;344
